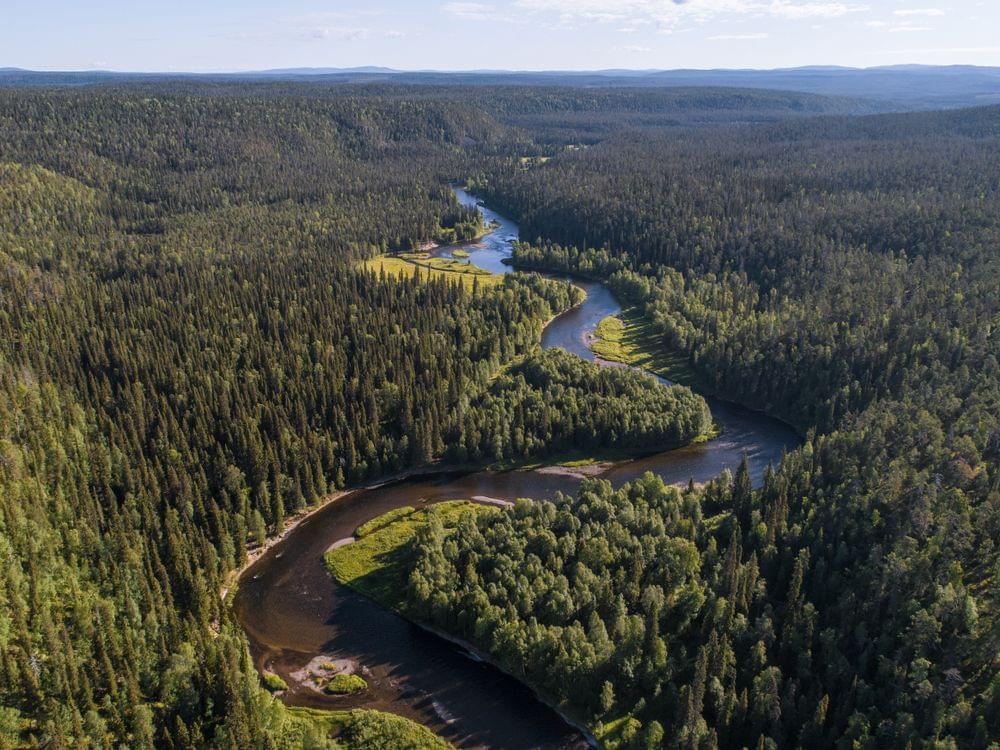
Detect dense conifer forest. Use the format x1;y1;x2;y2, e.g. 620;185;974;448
445;349;713;465
0;82;998;749
0;88;577;748
415;104;1000;746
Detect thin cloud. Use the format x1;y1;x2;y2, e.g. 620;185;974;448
514;0;867;35
893;8;945;17
767;1;865;19
889;25;933;33
287;10;405;41
301;26;405;41
874;45;1000;54
442;2;506;20
708;32;770;39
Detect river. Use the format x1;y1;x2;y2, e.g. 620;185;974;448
232;191;800;749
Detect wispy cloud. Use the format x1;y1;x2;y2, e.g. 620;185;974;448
512;0;867;35
619;43;653;52
767;1;865;20
442;2;508;21
892;7;945;17
708;32;770;39
300;26;405;41
888;24;932;33
288;10;405;41
874;45;1000;55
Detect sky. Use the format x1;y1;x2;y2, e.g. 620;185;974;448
4;0;999;72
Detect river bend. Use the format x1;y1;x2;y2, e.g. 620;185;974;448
232;192;799;749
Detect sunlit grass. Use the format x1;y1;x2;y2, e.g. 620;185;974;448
363;253;502;290
591;309;699;386
281;706;453;749
326;500;495;609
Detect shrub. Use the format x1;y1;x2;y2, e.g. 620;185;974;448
326;674;367;695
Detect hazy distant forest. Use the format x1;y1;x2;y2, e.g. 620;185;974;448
0;80;998;749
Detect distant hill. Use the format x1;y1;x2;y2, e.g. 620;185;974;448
2;65;999;110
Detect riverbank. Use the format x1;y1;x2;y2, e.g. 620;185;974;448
220;486;353;601
222;464;489;602
223;256;581;601
590;309;702;388
411;619;602;750
231;191;801;750
324;505;601;749
362;252;503;290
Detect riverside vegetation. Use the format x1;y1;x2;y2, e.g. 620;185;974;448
0;81;998;750
452;104;1000;746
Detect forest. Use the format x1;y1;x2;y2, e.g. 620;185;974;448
0;88;579;748
0;81;997;749
414;103;1000;746
445;349;713;465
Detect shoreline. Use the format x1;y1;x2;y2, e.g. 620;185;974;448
514;258;805;439
222;280;584;603
320;500;601;748
409;619;602;749
220;463;471;601
229;194;796;749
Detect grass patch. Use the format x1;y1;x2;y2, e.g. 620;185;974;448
339;709;453;749
326;501;495;610
557;457;603;468
450;248;470;258
483;445;644;472
282;705;348;737
281;706;453;749
519;155;551;167
594;714;642;750
591;309;701;387
355;506;416;537
326;673;367;695
419;257;491;275
363;253;502;291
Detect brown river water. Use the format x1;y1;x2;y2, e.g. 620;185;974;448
232;192;801;749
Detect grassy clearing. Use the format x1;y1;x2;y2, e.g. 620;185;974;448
481;448;621;472
518;155;551;167
363;253;501;290
339;709;453;749
594;714;642;750
326;501;494;610
591;309;701;387
450;247;470;258
282;706;453;749
355;506;416;537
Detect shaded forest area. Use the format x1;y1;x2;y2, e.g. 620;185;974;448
0;87;573;748
418;103;999;746
0;82;998;749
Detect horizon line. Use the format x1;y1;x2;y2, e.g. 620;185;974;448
4;63;1000;76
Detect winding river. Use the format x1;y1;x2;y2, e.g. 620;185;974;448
232;191;800;749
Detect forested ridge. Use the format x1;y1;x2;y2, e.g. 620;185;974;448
0;88;604;748
403;103;1000;747
0;81;998;750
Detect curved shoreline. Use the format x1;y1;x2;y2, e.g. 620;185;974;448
516;259;806;439
231;194;801;749
408;619;601;749
222;465;461;601
222;284;593;603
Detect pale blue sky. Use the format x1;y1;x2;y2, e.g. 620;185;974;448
4;0;999;72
